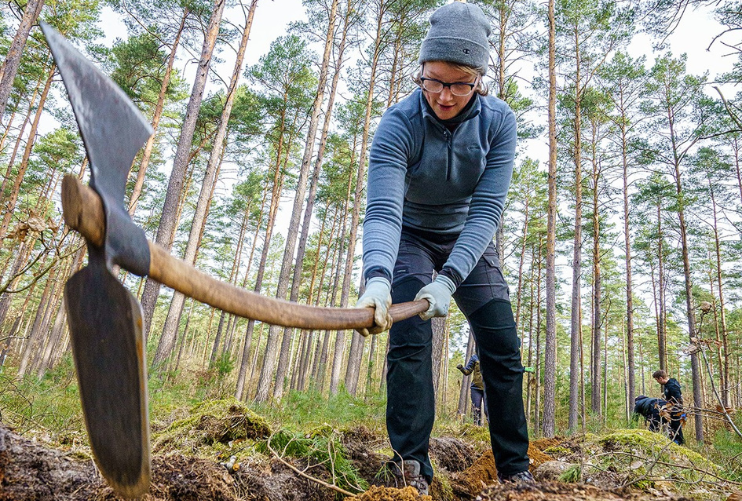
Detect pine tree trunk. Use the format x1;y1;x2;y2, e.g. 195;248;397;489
431;316;446;396
590;141;601;416
364;329;377;399
569;29;585;427
317;207;347;392
0;75;42;208
621;116;637;415
708;177;731;406
269;0;339;400
674;165;704;442
0;0;45;120
129;8;190;214
0;64;55;239
525;247;537;429
336;6;385;396
656;203;667;371
139;0;227;340
534;237;544;433
542;0;558;438
251;108;300;402
514;202;530;327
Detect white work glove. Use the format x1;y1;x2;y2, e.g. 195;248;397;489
415;275;456;320
355;277;393;337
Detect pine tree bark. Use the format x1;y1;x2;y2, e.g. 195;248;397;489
569;31;585;428
542;0;558;437
336;3;386;396
590;128;601;417
153;1;256;368
0;63;55;239
675;162;704;442
267;0;339;400
250;106;302;401
128;7;190;214
0;0;45;120
139;0;227;340
707;175;730;406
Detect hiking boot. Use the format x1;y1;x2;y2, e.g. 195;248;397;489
497;469;535;484
392;459;429;495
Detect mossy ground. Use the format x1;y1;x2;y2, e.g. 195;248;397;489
539;428;732;499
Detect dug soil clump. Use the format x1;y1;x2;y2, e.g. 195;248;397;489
476;481;695;500
345;485;431;501
450;442;553;499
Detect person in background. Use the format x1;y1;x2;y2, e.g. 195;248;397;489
354;1;532;495
653;370;685;445
633;395;668;433
458;353;488;426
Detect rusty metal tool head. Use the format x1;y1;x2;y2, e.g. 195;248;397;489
41;22;153;498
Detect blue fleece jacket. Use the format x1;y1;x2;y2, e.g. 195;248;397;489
362;88;516;286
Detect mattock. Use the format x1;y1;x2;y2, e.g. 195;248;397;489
41;23;427;498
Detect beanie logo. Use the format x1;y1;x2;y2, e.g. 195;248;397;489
463;48;470;54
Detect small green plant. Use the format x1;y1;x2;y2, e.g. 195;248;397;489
212;353;235;380
559;464;581;483
258;428;369;494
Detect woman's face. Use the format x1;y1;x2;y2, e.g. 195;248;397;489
421;61;478;121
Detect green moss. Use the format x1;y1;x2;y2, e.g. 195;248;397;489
544;446;571;456
151;398;271;456
599;429;718;472
432;472;455;501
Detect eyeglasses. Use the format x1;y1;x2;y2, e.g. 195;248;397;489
420;77;478;97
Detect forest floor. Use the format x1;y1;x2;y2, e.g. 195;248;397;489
1;399;740;501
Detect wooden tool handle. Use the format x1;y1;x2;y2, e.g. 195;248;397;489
61;175;429;330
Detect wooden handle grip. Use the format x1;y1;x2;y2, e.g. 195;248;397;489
61;175;429;330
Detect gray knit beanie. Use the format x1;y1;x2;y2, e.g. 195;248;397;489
419;1;491;75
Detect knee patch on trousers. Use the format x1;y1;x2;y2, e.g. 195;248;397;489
467;298;521;360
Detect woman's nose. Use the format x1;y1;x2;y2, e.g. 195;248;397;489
439;86;454;100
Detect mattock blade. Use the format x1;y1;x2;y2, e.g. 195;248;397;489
64;260;150;498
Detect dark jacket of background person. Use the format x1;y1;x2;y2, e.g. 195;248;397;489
662;378;683;406
633;395;668;433
661;377;685;445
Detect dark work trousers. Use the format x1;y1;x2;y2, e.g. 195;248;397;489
386;229;530;481
669;411;685;445
470;387;488;426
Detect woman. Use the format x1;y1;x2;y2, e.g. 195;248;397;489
458;353;489;426
355;1;532;495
